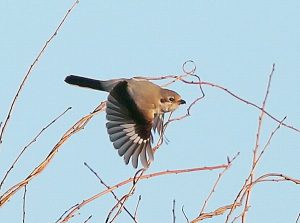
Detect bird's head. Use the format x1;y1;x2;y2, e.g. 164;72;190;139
159;89;186;113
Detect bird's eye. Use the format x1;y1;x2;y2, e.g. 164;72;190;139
169;97;175;102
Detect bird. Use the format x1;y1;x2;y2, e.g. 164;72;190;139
65;75;186;168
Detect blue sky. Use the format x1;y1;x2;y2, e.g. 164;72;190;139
1;1;300;222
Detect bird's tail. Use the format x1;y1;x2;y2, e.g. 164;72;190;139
65;75;123;92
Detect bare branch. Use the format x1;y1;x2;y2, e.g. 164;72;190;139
58;164;227;223
134;195;142;220
296;212;300;223
84;162;137;222
0;0;80;145
108;169;145;223
0;107;71;191
55;204;79;223
254;173;300;185
191;203;241;223
135;65;299;134
242;64;275;222
83;215;92;223
172;199;176;223
198;152;240;216
181;206;189;223
0;103;105;207
22;185;27;223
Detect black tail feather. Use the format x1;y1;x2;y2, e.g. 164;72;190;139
65;75;104;91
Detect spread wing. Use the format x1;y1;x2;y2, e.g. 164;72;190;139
106;81;157;168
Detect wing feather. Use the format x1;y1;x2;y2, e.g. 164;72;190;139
105;81;163;168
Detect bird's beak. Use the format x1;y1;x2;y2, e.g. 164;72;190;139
178;99;186;105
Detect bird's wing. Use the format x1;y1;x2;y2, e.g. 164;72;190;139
106;81;154;168
152;114;164;135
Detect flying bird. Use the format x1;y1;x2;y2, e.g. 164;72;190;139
65;75;185;168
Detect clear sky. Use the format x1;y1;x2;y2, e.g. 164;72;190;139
1;1;300;222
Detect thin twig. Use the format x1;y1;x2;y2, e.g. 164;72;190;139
224;65;279;223
134;195;142;220
136;69;299;133
84;162;137;222
22;185;27;223
172;199;176;223
191;203;241;223
58;164;227;223
225;116;286;222
296;212;300;223
181;206;189;223
0;103;105;207
254;173;300;185
108;169;145;223
55;204;79;223
231;212;245;223
242;64;275;223
254;116;286;168
0;0;80;145
105;195;126;223
0;107;71;191
83;215;92;223
198;152;240;216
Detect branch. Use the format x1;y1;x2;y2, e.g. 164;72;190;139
136;66;299;133
172;199;176;223
182;206;189;223
198;152;240;216
83;215;92;223
22;185;27;223
0;0;80;145
242;63;275;222
254;173;300;185
191;203;241;223
0;103;105;207
134;195;142;220
296;212;300;223
58;164;228;223
0;107;71;191
84;162;137;222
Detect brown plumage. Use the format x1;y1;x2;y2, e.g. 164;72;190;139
65;75;186;168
